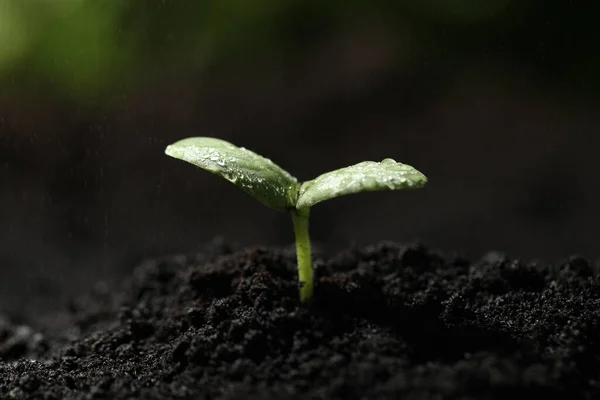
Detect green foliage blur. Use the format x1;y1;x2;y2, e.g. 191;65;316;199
0;0;597;98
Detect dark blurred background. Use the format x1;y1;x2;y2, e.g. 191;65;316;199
1;0;599;313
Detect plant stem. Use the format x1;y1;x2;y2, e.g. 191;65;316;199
292;207;313;303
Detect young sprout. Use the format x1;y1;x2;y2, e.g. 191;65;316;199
165;137;427;303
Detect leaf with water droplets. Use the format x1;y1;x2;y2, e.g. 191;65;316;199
296;158;427;209
165;137;299;211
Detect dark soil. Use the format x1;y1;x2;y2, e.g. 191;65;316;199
1;240;600;399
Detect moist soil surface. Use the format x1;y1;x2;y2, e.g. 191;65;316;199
1;241;600;399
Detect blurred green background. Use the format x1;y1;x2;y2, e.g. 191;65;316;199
1;0;599;315
1;0;598;97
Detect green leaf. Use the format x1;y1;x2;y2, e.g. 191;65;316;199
165;137;299;211
296;158;427;209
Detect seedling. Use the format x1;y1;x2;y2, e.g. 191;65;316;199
165;137;427;303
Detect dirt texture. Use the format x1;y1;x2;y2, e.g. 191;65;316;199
1;240;599;399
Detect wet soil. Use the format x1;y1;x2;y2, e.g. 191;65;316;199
1;241;600;399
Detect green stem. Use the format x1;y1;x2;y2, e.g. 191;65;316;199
292;207;313;303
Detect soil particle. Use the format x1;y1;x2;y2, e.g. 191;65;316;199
1;242;600;399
